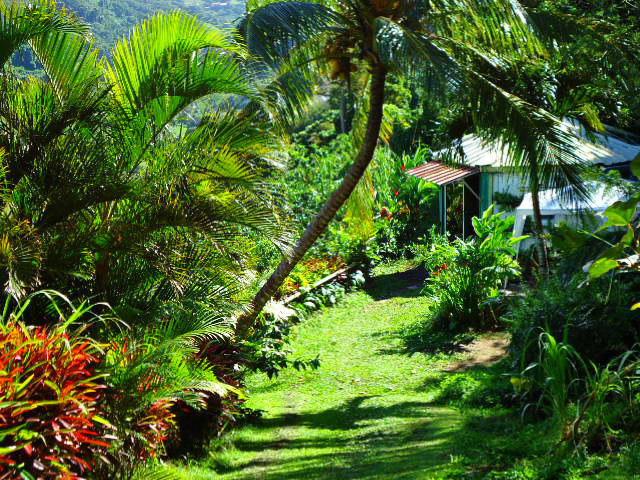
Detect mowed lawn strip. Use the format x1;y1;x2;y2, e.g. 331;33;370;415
177;260;640;480
182;261;471;479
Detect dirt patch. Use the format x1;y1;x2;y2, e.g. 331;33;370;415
444;334;510;372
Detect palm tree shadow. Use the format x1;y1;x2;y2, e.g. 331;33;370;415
227;396;463;479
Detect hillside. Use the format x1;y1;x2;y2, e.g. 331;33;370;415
64;0;245;51
13;0;245;69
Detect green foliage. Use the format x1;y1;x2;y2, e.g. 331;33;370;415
521;0;640;133
370;147;440;258
1;5;288;474
413;206;525;333
509;274;640;368
517;329;640;452
278;140;441;266
242;301;319;379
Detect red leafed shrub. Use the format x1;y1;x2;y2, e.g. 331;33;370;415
133;399;176;460
0;321;109;479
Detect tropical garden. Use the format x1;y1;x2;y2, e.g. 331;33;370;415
1;0;640;478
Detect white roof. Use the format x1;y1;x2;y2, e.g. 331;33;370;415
438;121;640;169
516;181;627;215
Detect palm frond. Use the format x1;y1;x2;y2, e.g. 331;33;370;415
240;1;341;67
29;29;104;102
105;10;252;125
0;0;88;68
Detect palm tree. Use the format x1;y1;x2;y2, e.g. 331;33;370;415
1;3;291;476
0;2;290;323
236;0;588;330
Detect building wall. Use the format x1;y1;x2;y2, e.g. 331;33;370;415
479;170;526;217
491;171;526;197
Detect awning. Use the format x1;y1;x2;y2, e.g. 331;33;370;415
405;161;480;236
406;161;479;186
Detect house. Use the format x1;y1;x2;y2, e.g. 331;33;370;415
406;122;640;237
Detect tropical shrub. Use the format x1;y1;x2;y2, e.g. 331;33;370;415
371;148;440;258
99;318;233;476
509;274;640;368
1;5;289;470
516;330;640;452
0;294;109;479
242;302;320;379
413;206;525;332
0;3;288;326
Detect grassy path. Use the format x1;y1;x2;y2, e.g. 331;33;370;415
175;261;637;480
184;261;484;479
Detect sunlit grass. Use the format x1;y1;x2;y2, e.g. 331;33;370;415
175;260;639;480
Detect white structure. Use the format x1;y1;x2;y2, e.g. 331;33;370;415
453;122;640;213
512;182;629;251
408;121;640;236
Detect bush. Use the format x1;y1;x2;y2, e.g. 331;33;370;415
0;301;108;479
509;273;640;368
514;329;640;452
242;302;320;379
412;206;524;333
371;147;440;258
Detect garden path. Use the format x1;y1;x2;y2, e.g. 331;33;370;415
180;261;510;479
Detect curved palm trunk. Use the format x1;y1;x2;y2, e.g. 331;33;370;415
236;65;387;334
530;186;549;276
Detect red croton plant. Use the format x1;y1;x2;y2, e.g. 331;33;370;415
0;321;110;479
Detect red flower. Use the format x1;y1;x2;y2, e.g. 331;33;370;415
380;207;388;216
394;190;399;197
401;164;405;172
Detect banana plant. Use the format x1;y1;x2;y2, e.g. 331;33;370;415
587;155;640;310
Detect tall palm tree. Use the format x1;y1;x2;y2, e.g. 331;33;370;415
236;0;587;330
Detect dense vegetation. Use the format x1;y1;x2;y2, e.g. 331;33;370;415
2;0;640;478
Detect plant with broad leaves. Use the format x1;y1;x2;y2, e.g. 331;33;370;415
414;206;527;332
587;155;640;310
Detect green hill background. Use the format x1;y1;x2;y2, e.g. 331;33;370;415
13;0;245;69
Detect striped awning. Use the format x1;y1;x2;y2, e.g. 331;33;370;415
406;161;479;186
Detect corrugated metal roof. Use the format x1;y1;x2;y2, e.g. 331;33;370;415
434;121;640;169
406;161;479;186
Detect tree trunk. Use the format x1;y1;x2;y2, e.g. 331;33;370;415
236;65;387;334
530;186;549;276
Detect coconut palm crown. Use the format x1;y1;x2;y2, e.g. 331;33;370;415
236;0;595;330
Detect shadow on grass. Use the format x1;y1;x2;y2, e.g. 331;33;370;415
219;395;531;480
225;397;462;480
365;265;428;301
379;322;478;357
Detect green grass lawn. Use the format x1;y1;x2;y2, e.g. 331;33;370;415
176;260;640;480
